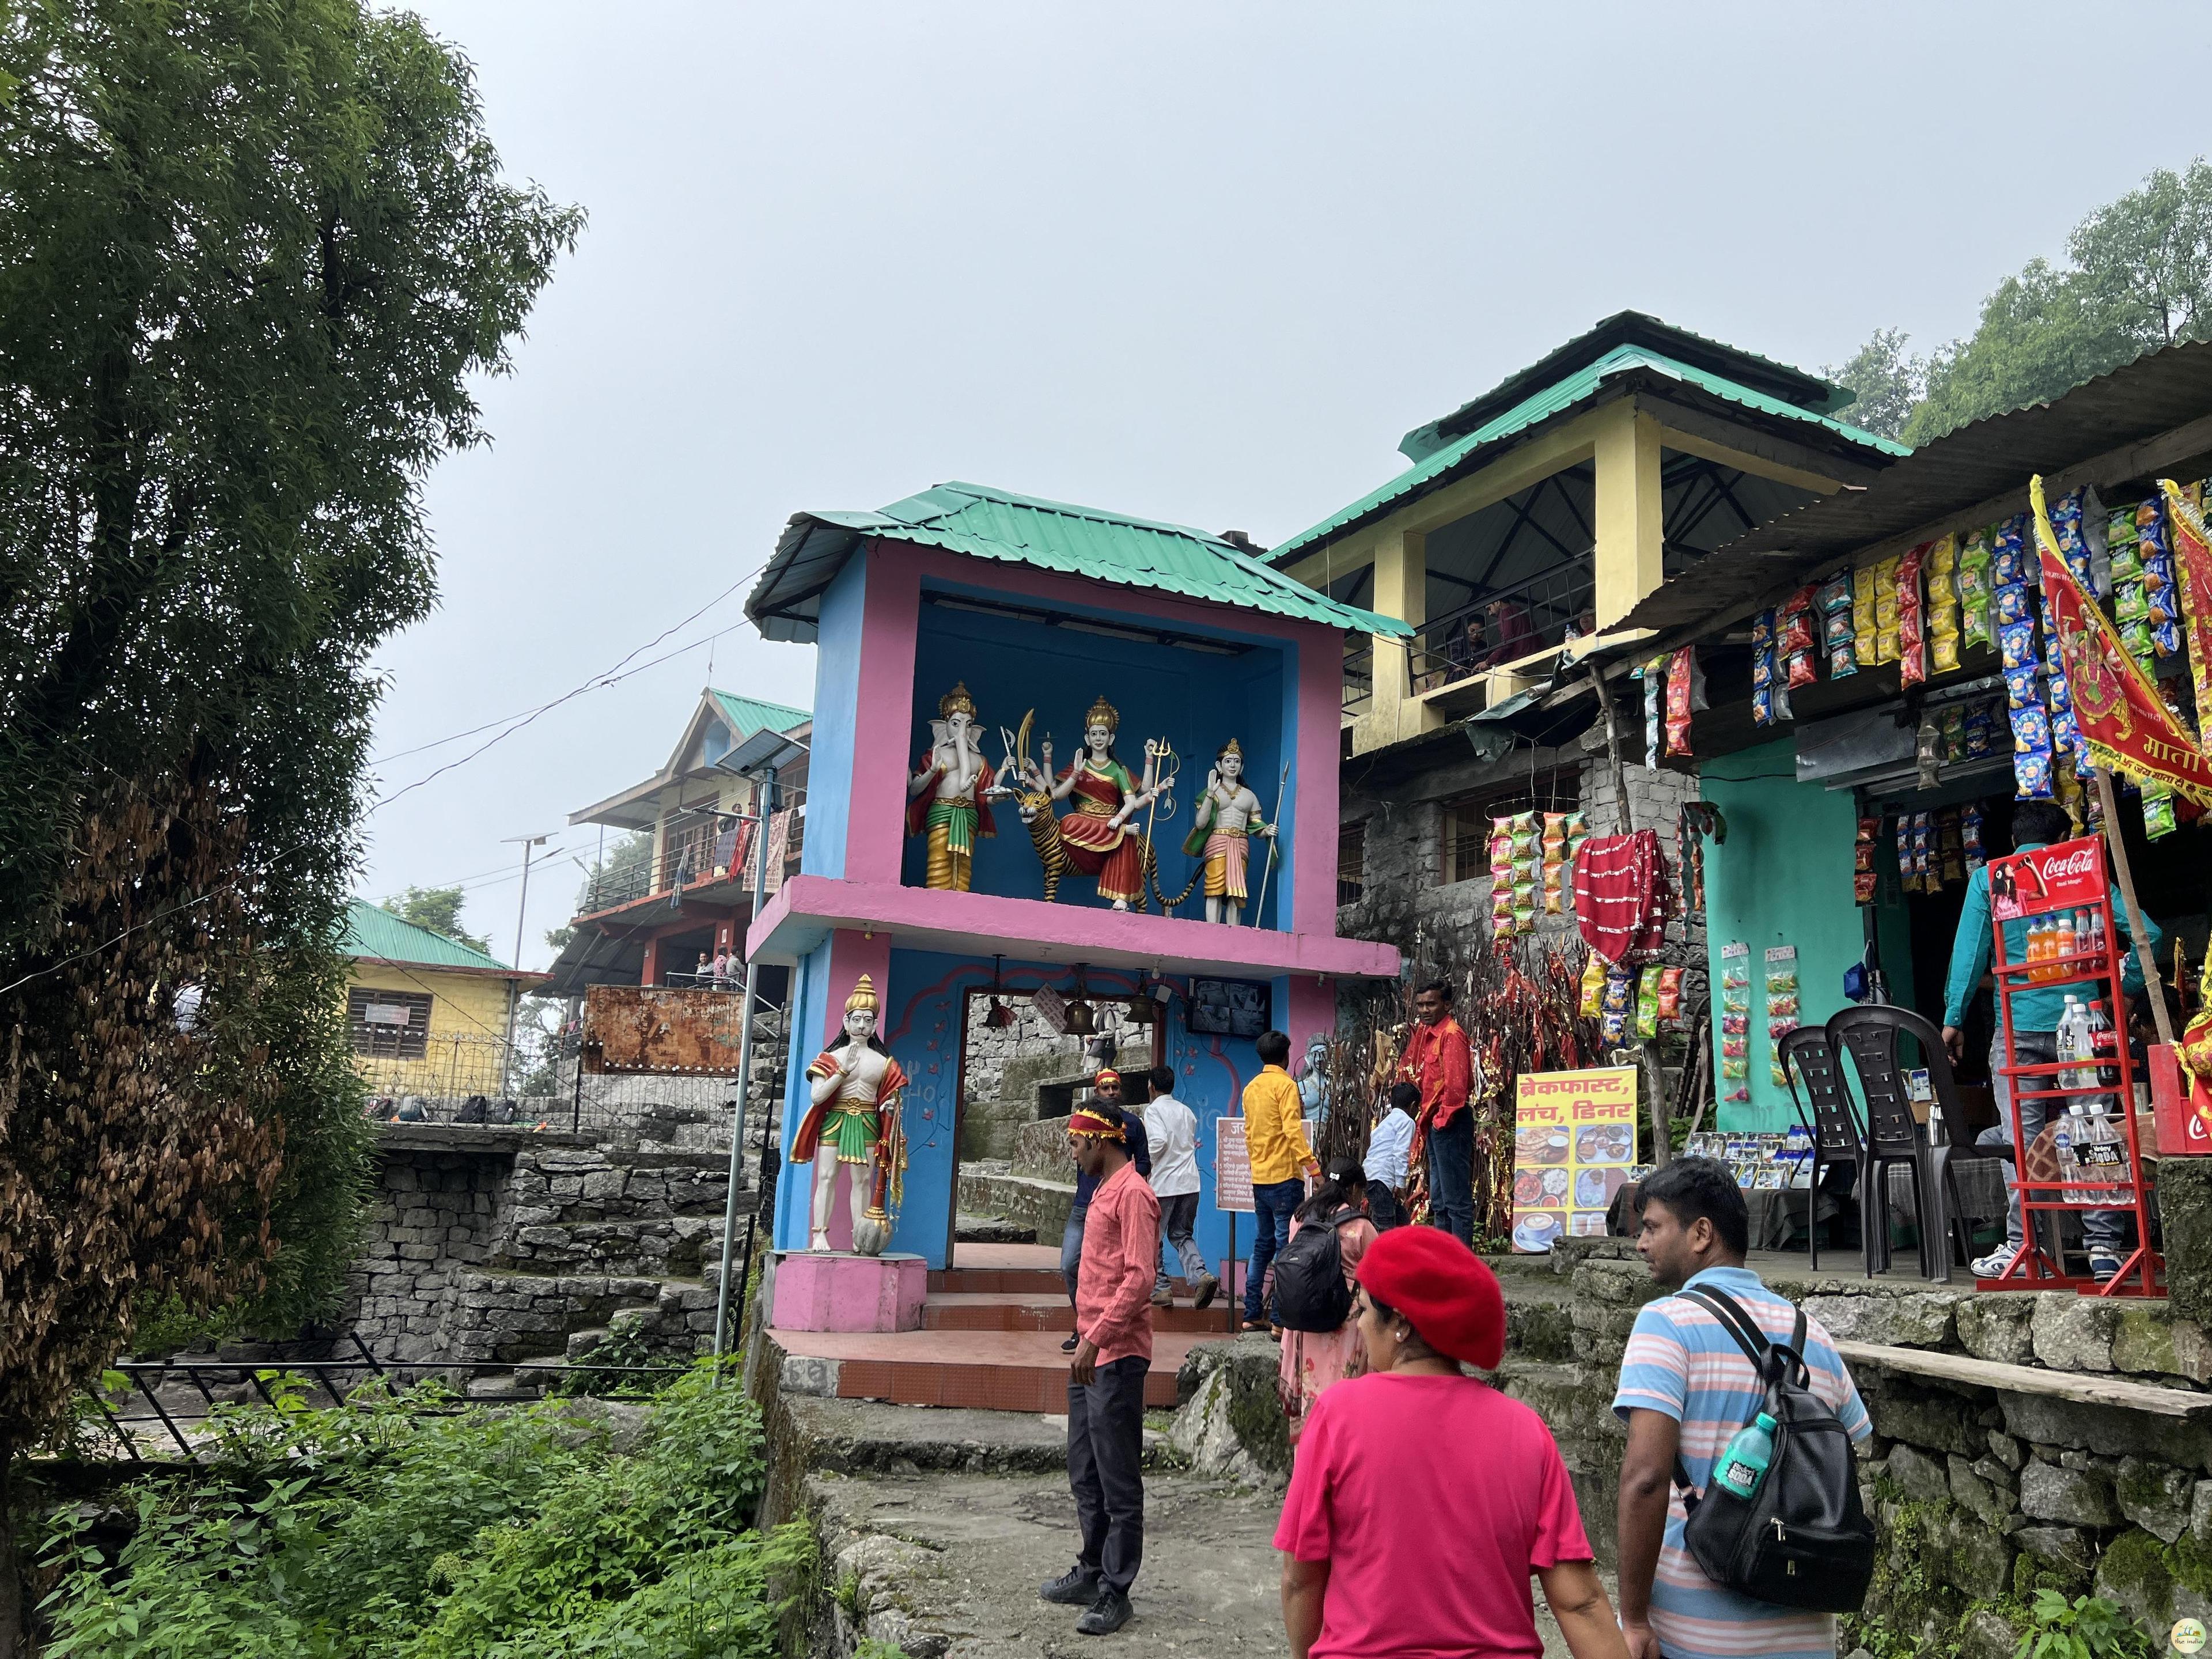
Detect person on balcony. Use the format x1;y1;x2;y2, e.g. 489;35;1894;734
1478;598;1538;668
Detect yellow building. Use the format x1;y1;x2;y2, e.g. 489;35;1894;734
1267;312;1910;757
342;900;548;1100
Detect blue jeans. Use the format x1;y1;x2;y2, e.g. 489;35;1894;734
1061;1205;1087;1306
1244;1179;1302;1323
1427;1109;1475;1245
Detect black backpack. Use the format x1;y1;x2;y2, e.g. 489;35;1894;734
1670;1285;1876;1614
1272;1207;1361;1332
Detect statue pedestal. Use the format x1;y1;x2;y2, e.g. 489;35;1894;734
770;1250;927;1334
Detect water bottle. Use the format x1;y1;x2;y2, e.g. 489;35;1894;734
2055;997;2082;1094
2055;1108;2082;1203
2078;1102;2132;1205
1713;1411;1778;1500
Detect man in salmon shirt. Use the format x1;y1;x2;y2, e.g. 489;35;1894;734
1041;1105;1161;1637
1396;978;1478;1245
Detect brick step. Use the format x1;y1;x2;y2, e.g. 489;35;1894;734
771;1327;1198;1412
927;1267;1067;1294
923;1293;1232;1335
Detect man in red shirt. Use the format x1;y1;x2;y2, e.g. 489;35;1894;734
1041;1105;1160;1637
1396;978;1478;1245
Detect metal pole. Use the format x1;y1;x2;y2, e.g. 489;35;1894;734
500;833;550;1093
713;768;778;1364
2092;768;2178;1047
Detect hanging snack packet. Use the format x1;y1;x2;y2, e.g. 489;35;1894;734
1873;554;1903;661
1635;965;1662;1040
1999;619;2037;670
1656;966;1684;1021
2122;617;2156;663
1963;701;1994;758
2145;785;2179;839
2012;703;2051;753
1853;559;1880;662
2052;489;2092;589
1940;703;1966;761
1643;660;1662;768
2051;705;2080;756
2014;748;2054;800
1897;542;1929;687
1600;963;1634;1044
1510;810;1539;857
1892;814;1918;893
1957;529;1994;647
2155;617;2183;658
2003;664;2040;710
1490;885;1515;939
1994;582;2033;626
1664;646;1700;757
1991;523;2027;589
2138;496;2169;557
1578;951;1607;1018
1563;812;1588;861
2109;524;2145;586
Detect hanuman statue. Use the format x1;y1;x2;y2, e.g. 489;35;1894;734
906;681;995;891
791;975;908;1254
1022;694;1158;910
1182;737;1274;925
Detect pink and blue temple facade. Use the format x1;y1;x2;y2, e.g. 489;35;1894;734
743;483;1407;1268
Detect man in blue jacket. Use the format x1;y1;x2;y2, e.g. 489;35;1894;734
1940;800;2160;1283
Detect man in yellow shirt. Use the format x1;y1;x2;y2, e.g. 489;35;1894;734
1241;1029;1319;1333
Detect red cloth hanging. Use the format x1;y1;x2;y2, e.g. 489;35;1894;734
1573;830;1665;963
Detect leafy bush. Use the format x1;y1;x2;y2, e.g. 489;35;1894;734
2014;1591;2156;1659
39;1362;811;1659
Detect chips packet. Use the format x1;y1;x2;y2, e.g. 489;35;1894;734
1578;952;1606;1018
1656;966;1684;1021
1635;966;1662;1040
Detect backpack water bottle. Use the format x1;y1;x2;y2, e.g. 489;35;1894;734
1713;1412;1777;1499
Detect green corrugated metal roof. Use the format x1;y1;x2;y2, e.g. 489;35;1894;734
747;481;1411;643
342;899;513;973
707;690;809;737
1270;344;1912;567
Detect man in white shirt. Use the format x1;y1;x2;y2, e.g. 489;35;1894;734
1142;1065;1218;1308
1363;1082;1418;1230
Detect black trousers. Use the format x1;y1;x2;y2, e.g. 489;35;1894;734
1427;1109;1475;1245
1067;1356;1149;1595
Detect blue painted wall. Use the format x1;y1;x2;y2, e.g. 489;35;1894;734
902;577;1295;926
799;552;868;881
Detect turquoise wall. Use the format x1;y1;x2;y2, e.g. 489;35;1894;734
1702;740;1877;1131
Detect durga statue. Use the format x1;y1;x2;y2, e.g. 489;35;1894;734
791;975;908;1255
1017;694;1161;910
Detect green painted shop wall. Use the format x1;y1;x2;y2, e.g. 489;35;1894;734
1702;740;1891;1131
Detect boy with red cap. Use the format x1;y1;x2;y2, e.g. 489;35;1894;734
1277;1226;1626;1659
1041;1103;1160;1637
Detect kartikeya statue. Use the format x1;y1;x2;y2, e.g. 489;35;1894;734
792;975;908;1254
1016;695;1161;910
1182;737;1274;925
906;681;995;891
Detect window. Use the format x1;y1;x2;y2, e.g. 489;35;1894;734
349;987;431;1059
1337;821;1366;906
1440;768;1581;884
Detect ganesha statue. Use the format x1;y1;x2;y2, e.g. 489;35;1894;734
906;681;995;892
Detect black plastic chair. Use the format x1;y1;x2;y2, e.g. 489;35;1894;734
1778;1026;1865;1272
1828;1004;1976;1282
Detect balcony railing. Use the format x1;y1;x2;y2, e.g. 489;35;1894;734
1410;559;1596;692
575;808;805;916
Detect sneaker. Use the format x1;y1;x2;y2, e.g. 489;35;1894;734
1040;1567;1102;1606
1971;1243;2021;1279
1192;1273;1219;1310
2089;1247;2123;1283
1060;1332;1081;1353
1150;1286;1173;1306
1077;1588;1132;1635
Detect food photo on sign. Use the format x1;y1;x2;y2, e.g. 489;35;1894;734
1509;1066;1638;1251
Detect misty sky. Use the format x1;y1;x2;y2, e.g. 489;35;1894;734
364;1;2211;968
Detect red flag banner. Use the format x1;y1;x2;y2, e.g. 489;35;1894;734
2157;479;2212;730
2030;475;2212;807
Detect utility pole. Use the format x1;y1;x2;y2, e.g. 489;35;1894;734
501;832;552;1093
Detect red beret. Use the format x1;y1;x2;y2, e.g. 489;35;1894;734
1355;1226;1506;1369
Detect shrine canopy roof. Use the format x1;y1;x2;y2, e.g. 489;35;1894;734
745;480;1410;643
1266;310;1910;567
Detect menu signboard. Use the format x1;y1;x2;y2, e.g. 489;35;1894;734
1510;1066;1638;1252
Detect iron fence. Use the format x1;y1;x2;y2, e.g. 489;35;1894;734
1410;559;1597;690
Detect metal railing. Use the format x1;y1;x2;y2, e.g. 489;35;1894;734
575;809;804;916
1343;640;1374;715
1410;559;1596;691
355;1032;514;1100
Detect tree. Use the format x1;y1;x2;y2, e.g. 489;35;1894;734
0;3;577;1644
1832;161;2212;446
1823;327;1926;441
382;884;493;955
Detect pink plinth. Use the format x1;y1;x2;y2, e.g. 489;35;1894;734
770;1250;927;1334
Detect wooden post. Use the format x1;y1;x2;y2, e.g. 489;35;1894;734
2092;768;2178;1048
1586;665;1673;1166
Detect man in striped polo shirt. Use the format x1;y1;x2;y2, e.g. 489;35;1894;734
1613;1158;1869;1659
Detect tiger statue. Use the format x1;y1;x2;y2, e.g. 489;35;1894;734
1011;786;1203;912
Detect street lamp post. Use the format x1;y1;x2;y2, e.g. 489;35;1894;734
501;833;551;1094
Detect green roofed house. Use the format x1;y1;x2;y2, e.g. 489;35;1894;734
543;687;813;997
342;899;547;1099
1267;310;1908;759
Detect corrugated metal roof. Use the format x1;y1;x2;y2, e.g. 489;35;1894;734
1267;346;1910;569
1397;310;1859;463
746;481;1410;642
1620;337;2212;639
707;690;809;737
342;899;515;973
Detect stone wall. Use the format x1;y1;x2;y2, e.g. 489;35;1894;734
957;994;1149;1161
1502;1232;2212;1659
346;1124;741;1372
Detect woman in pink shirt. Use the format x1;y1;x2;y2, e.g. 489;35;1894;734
1276;1228;1628;1659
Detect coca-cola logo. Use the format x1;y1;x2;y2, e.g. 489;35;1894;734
1994;835;2107;917
2037;847;2099;879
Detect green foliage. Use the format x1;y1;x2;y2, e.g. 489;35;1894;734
1831;160;2212;446
39;1362;812;1658
2013;1592;2155;1659
553;1323;683;1399
381;887;494;956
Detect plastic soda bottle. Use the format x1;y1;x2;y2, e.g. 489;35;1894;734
2086;999;2118;1093
2055;1107;2082;1203
1713;1411;1778;1500
2078;1100;2131;1203
2073;909;2091;961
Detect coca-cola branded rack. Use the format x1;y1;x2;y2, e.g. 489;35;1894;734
1981;836;2161;1297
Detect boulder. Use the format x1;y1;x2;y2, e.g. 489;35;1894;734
1948;1454;2010;1525
1929;1505;2017;1600
1802;1290;1959;1349
1167;1336;1290;1487
2015;1524;2099;1575
2162;1160;2212;1325
1887;1443;1952;1505
2020;1459;2120;1527
2112;1305;2212;1386
2032;1294;2119;1373
2118;1456;2197;1543
1957;1296;2038;1365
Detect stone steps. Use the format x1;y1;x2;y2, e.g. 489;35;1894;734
925;1291;1234;1335
953;1211;1037;1245
956;1165;1074;1245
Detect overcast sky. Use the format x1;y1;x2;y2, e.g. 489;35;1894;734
363;0;2211;967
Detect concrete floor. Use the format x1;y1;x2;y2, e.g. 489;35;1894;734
816;1464;1615;1659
